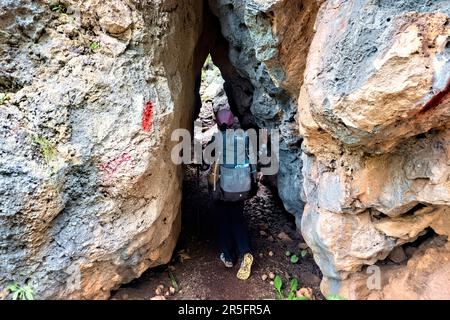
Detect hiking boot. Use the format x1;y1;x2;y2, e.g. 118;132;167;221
220;253;233;268
237;253;253;280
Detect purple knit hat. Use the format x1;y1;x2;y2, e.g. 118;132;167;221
215;109;234;127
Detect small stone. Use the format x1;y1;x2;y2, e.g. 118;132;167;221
0;289;9;300
268;251;274;257
388;246;407;264
301;271;321;286
151;295;166;300
261;274;268;281
297;287;314;300
299;242;309;250
155;287;162;295
164;291;170;296
260;230;267;236
169;286;176;295
267;236;274;242
269;281;274;286
268;272;275;280
259;253;264;258
278;232;293;243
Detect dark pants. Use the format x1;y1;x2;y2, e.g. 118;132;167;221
216;200;251;262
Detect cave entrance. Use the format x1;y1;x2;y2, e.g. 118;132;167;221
112;53;322;300
111;5;322;300
172;55;313;298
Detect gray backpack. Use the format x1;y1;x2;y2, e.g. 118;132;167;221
218;130;253;202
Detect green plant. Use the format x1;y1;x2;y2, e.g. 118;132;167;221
33;135;57;164
273;275;283;299
50;2;67;14
326;294;347;300
89;42;100;52
300;250;308;258
168;270;179;292
273;275;308;300
7;283;34;300
287;278;298;300
290;254;299;264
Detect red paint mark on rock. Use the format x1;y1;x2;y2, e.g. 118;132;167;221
142;101;154;132
418;79;450;114
99;153;132;178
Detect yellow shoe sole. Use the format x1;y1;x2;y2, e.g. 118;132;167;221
237;253;253;280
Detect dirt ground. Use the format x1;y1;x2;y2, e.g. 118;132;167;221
111;165;323;300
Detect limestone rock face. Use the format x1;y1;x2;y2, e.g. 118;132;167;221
323;236;450;300
382;240;450;300
208;0;322;218
0;0;204;299
302;0;450;153
299;0;450;298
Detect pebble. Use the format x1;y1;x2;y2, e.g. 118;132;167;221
278;232;293;243
299;242;309;250
268;251;274;257
260;230;267;236
261;274;268;281
267;236;274;242
268;272;275;280
388;246;407;264
301;271;321;285
169;287;176;295
155;287;163;295
297;287;314;300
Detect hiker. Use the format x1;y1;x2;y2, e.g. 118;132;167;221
206;109;258;280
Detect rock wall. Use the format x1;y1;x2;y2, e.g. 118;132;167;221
299;0;450;298
208;0;323;219
0;0;204;299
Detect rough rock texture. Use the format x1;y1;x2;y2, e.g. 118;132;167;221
0;0;204;299
208;0;322;218
328;236;450;300
299;0;450;298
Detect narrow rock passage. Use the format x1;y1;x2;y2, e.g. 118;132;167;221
111;58;322;300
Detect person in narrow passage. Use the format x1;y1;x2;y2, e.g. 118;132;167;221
206;109;258;280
